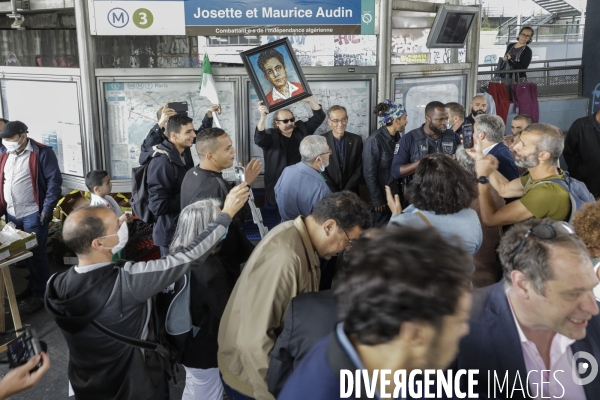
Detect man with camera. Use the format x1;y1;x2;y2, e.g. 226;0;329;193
139;103;220;167
45;185;249;400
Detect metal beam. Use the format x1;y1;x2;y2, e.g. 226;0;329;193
74;0;100;172
466;4;481;100
392;0;437;13
0;0;73;13
377;0;392;103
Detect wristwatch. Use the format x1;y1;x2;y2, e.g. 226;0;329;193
476;176;490;184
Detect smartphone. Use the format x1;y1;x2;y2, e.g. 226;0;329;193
167;101;188;116
234;166;245;186
463;124;474;149
7;328;42;371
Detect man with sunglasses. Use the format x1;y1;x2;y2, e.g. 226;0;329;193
472;123;571;227
275;135;332;222
218;192;371;400
320;105;363;194
449;218;600;399
255;97;325;209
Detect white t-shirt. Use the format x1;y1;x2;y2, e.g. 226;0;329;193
90;193;123;217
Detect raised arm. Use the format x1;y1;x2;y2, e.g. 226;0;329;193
255;101;273;149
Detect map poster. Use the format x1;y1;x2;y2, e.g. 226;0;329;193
104;81;237;179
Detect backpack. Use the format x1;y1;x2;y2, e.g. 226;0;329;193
130;146;176;224
526;171;596;222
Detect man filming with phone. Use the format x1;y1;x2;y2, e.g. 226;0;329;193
180;127;262;271
139;102;221;167
471;114;519;182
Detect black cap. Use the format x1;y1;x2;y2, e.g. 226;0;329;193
0;121;27;139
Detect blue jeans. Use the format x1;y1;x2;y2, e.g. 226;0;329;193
221;377;255;400
7;211;50;298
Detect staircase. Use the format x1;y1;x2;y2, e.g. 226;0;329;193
494;13;556;45
530;0;582;18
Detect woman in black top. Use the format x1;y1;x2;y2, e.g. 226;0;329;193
501;26;534;80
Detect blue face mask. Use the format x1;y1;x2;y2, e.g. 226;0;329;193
220;226;229;242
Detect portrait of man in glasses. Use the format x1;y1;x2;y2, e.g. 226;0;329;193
257;47;306;107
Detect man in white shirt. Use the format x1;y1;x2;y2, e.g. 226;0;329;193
449;218;600;399
0;121;62;313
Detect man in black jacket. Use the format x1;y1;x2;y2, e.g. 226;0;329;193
44;186;248;400
139;114;196;256
321;105;363;194
180;127;261;270
563;110;600;197
255;97;325;207
138;103;220;167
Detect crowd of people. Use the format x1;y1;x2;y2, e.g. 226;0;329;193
1;90;600;399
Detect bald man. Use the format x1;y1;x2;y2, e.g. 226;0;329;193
45;187;248;400
465;95;488;126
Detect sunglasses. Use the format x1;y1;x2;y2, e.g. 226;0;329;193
276;117;296;124
510;222;574;267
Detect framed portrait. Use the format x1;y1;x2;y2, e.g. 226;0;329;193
240;38;312;112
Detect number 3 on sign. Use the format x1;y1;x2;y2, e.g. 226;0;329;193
133;8;154;29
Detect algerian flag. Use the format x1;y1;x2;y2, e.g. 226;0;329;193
200;54;220;105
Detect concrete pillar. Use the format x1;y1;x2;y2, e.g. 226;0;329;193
377;0;392;102
74;0;101;171
581;0;600;114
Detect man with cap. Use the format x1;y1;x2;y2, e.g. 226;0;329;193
0;121;62;313
363;100;408;227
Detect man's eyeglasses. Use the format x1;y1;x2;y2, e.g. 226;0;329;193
329;117;348;124
316;150;332;158
341;227;356;249
510;222;574;267
276;117;295;124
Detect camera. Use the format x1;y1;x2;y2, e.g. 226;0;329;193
463;124;474;149
7;328;43;371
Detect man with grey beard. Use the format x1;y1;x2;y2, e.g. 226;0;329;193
467;123;571;227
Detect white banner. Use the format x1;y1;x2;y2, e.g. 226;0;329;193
89;0;185;35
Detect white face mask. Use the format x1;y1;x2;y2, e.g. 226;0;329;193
317;156;329;172
102;223;129;254
4;135;23;152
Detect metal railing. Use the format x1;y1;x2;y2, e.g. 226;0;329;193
478;57;582;72
477;65;583;98
495;24;585;45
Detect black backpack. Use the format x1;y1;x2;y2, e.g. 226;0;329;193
130;146;175;224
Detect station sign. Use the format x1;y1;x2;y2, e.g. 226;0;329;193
88;0;375;35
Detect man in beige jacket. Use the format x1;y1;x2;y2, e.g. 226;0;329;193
218;191;371;400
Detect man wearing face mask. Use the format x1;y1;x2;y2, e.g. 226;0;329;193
45;185;250;400
391;101;461;182
255;97;325;209
445;102;466;136
275;135;332;222
0;120;62;314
